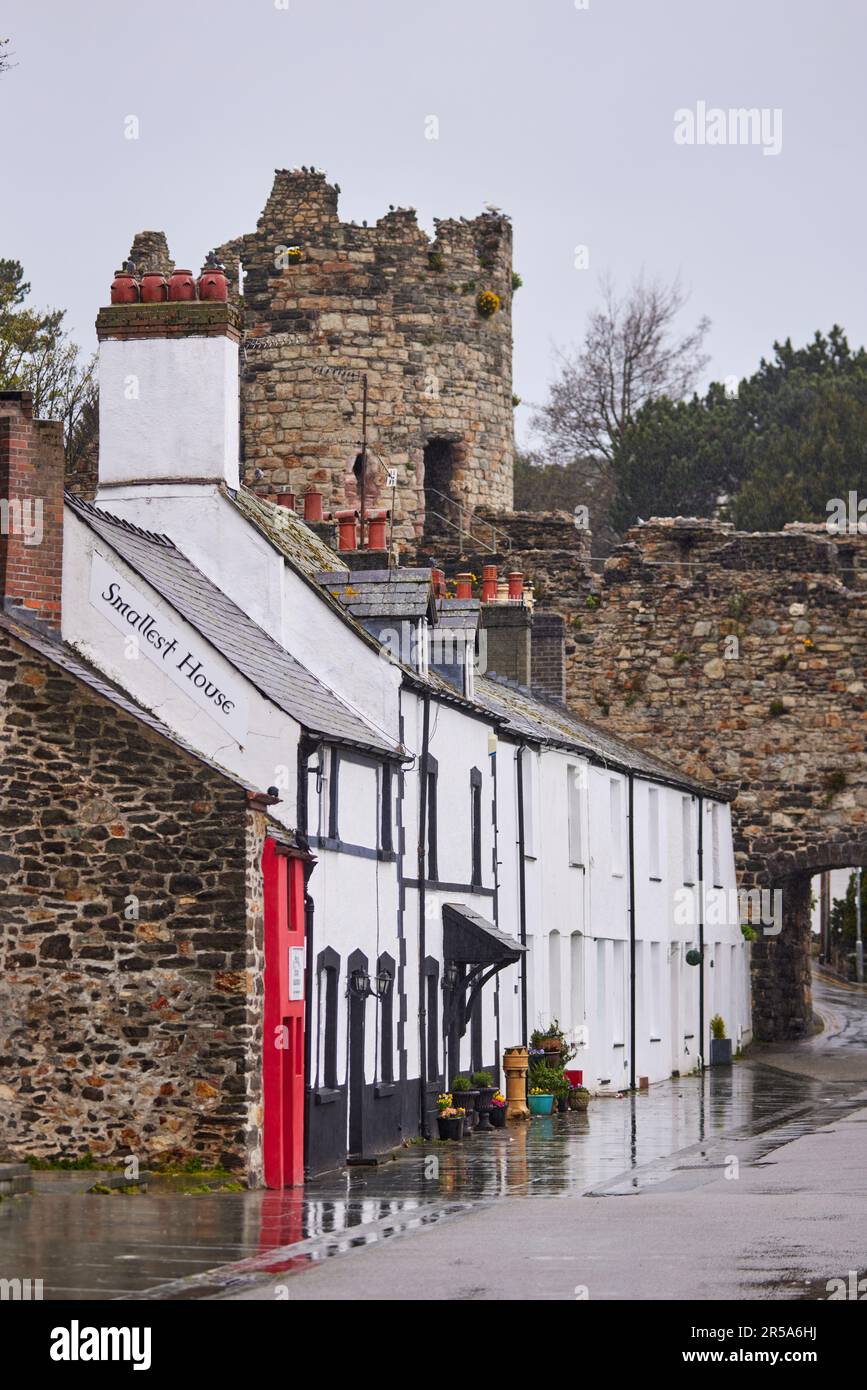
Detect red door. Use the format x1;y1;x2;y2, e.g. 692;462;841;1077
263;838;306;1187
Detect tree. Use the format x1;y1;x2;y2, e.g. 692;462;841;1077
610;326;867;532
531;274;710;468
0;258;97;466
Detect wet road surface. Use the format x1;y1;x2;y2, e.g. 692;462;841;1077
2;974;865;1300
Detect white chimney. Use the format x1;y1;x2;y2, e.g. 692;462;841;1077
95;265;240;492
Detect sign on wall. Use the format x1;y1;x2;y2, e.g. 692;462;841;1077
289;946;305;1002
89;550;249;744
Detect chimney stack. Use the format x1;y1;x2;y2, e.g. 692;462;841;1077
531;612;566;705
0;392;65;633
95;258;241;495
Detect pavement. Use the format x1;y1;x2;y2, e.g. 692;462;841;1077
2;973;865;1300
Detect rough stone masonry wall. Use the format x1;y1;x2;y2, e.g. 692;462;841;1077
557;518;867;1040
0;628;266;1175
208;169;515;543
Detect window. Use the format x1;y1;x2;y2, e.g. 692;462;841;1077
424;957;439;1083
426;755;438;881
318;947;340;1090
570;933;585;1037
612;940;626;1046
682;796;695;885
470;768;483;886
648;786;661;879
377;952;395;1084
567;764;584;867
649;941;662;1038
520;747;536;857
711;802;722;887
610;777;624;876
380;764;393;853
548;930;562;1020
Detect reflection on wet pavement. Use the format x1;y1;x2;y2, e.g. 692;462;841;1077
3;978;865;1300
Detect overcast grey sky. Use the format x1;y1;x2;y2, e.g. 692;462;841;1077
2;0;865;446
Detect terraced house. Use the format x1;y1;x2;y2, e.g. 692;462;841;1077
0;265;751;1183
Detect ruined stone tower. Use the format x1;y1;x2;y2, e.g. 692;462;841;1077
208;169;515;544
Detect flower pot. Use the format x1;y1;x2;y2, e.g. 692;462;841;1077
489;1105;506;1129
529;1093;554;1116
556;1095;569;1114
570;1089;591;1111
437;1115;463;1141
475;1086;496;1131
540;1036;562;1056
709;1037;732;1067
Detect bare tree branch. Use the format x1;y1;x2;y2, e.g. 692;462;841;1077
531;273;710;465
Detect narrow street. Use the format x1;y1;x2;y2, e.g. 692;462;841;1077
4;974;865;1302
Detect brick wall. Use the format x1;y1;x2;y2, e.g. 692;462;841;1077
0;626;266;1175
0;393;64;632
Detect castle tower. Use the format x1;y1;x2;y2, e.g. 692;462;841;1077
208;169;515;546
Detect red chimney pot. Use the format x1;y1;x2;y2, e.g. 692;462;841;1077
168;269;197;302
303;491;323;523
481;564;498;603
110;269;140;304
367;510;388;550
140;272;168;303
198;267;228;302
508;571;524;601
456;573;474;600
431;567;446;598
335;509;358;552
275;492;296;512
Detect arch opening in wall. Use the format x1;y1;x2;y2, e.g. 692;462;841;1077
423;437;462;539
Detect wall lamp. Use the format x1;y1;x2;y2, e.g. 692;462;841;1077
349;968;394;1000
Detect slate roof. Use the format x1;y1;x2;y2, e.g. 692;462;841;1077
65;493;399;757
474;673;719;798
434;597;481;632
316;568;437;623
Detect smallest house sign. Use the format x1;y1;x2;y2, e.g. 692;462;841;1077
89;550;249;745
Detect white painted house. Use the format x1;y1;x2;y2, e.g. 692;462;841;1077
54;287;751;1176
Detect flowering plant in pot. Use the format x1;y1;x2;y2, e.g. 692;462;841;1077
489;1090;507;1128
437;1106;465;1141
528;1086;554;1116
570;1085;591;1111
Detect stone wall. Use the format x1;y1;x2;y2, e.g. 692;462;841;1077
206;169;515;542
0;625;266;1175
558;517;867;1039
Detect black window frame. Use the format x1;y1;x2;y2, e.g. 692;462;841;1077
470;766;483;887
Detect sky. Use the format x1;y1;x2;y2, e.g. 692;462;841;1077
2;0;866;448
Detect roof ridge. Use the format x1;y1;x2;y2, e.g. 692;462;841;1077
65;491;177;549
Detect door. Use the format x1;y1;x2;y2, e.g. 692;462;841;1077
263;838;306;1187
348;949;367;1157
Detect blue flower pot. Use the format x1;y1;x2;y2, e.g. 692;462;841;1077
528;1093;554;1116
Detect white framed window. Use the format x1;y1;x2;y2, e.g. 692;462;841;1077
648;785;661;879
610;777;624;876
681;795;695;885
711;802;722;887
649;940;662;1039
521;747;536;858
567;763;584;866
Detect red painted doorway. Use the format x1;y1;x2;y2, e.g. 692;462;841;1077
262;837;307;1187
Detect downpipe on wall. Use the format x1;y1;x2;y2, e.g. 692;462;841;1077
628;772;636;1093
515;744;529;1046
417;692;431;1137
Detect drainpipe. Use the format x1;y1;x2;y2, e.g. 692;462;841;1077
515;745;529;1046
697;795;705;1070
297;733;317;1174
627;772;637;1093
490;732;501;1072
417;692;431;1137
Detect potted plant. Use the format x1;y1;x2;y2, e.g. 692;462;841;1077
489;1091;507;1128
451;1076;478;1131
531;1020;576;1065
553;1074;572;1113
528;1087;554;1116
437;1106;465;1140
471;1071;496;1130
570;1086;591;1111
709;1015;732;1066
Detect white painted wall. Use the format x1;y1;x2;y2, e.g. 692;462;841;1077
99;336;240;488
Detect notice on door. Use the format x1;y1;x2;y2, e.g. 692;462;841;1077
89;550;249;744
289;947;305;1002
